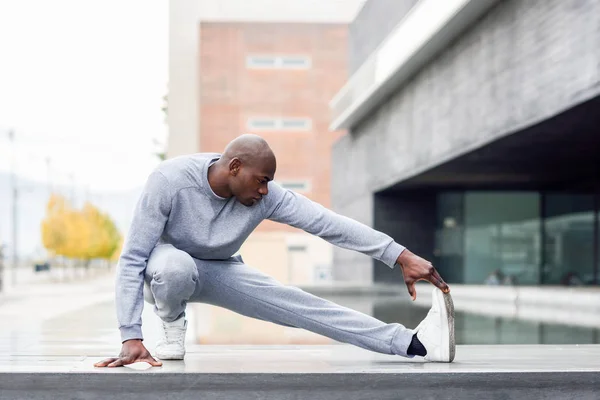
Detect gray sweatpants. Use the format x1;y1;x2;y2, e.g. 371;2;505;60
143;244;414;357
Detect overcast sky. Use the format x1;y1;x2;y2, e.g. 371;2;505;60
0;0;168;192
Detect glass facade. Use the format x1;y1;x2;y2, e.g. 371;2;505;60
464;192;540;285
435;191;599;286
543;194;595;285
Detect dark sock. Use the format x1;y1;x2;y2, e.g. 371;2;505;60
407;334;427;357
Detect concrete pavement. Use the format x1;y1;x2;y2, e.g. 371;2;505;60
2;344;600;399
2;271;600;399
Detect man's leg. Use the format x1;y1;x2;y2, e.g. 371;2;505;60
198;256;414;357
144;244;202;359
144;244;202;322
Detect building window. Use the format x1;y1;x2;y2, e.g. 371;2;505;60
247;118;312;132
280;56;311;69
463;192;541;286
277;180;310;193
246;56;278;68
543;194;595;285
280;118;311;130
247;118;278;130
288;245;307;252
246;55;311;70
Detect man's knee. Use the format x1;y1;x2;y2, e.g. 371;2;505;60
147;244;198;285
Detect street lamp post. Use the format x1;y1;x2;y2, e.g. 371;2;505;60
8;129;18;285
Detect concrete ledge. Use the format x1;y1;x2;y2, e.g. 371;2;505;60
2;371;599;399
1;345;599;399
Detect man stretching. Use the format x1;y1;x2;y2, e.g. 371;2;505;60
95;134;454;368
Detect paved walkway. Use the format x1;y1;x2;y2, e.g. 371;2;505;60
3;342;600;373
1;272;600;399
0;269;115;327
0;268;196;361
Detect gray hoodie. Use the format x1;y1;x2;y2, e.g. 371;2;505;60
116;153;405;342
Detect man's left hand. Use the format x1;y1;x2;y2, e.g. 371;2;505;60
396;249;450;301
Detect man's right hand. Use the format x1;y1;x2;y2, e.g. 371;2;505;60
396;249;450;301
94;339;163;368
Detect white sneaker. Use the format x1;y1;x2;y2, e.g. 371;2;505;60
155;317;187;360
414;288;455;362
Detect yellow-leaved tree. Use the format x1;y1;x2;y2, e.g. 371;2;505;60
41;194;122;267
41;194;69;256
99;209;122;261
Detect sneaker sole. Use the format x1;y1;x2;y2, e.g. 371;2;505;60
155;351;185;360
439;290;455;363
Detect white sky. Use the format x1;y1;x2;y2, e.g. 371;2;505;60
0;0;168;192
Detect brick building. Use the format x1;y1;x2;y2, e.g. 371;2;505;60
168;0;366;344
197;22;350;285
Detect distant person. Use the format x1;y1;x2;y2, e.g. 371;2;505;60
561;272;583;286
503;274;517;286
95;134;454;368
484;269;504;285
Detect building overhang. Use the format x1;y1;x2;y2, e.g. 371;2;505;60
329;0;500;131
381;95;600;192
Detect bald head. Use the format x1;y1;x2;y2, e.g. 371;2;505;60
209;134;276;207
222;134;276;168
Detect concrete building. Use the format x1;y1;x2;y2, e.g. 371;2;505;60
330;0;600;286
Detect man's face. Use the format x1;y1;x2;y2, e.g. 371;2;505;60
230;158;276;207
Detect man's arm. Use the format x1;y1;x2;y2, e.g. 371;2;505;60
265;183;449;299
95;171;171;368
116;171;172;342
266;183;403;268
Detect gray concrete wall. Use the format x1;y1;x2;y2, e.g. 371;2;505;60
332;0;600;279
348;0;419;74
331;131;377;281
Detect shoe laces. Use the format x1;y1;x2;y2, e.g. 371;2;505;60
162;322;185;344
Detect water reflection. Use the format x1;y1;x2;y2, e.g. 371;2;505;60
370;297;600;345
192;294;600;346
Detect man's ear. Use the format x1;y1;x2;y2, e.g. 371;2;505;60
229;158;242;176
